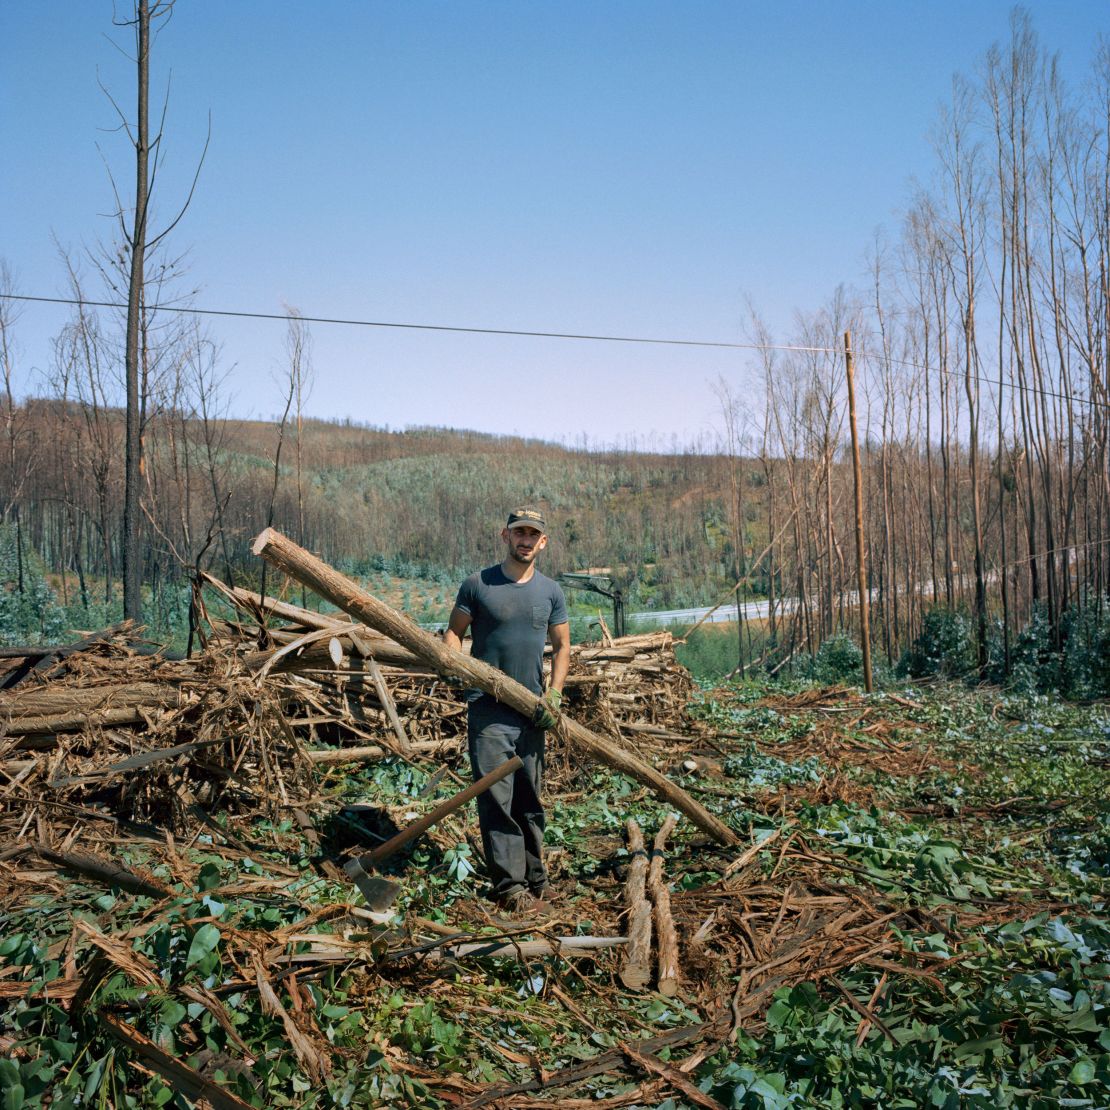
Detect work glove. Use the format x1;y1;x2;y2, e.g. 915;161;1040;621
531;688;563;731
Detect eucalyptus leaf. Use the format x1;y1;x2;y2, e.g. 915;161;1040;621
185;923;221;968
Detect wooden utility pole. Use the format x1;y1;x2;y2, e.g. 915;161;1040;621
844;331;873;692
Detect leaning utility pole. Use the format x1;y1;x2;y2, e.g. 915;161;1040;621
844;331;873;692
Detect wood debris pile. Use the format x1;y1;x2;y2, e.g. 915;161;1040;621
0;623;313;835
199;572;700;764
0;573;700;849
1;552;1067;1107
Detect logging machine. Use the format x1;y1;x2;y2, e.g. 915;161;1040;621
558;571;625;638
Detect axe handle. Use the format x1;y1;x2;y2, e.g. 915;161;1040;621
363;755;523;866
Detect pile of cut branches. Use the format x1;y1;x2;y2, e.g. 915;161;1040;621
0;572;701;845
1;550;1105;1108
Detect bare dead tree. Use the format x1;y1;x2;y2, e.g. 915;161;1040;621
103;0;209;623
259;362;298;604
284;308;314;606
0;263;34;595
939;74;990;671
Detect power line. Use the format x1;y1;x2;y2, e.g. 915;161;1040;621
0;293;834;355
4;291;1107;414
879;349;1110;414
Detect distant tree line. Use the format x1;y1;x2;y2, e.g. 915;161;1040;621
716;13;1110;685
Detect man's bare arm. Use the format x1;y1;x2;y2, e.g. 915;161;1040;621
549;622;571;694
443;607;471;653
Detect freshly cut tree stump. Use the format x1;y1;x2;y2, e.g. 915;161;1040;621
648;812;681;997
250;528;738;847
620;817;653;991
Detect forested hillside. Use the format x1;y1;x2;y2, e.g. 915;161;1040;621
2;402;746;622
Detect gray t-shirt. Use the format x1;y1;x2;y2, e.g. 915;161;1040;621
454;564;569;707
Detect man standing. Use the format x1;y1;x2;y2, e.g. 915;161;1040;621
444;508;570;914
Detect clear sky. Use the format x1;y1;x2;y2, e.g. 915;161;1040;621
2;2;1106;446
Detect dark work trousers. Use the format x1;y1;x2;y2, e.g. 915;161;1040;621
467;701;547;898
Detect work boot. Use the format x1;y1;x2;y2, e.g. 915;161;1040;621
500;889;534;915
496;889;551;921
528;895;553;919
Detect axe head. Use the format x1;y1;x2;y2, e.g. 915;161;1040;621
343;855;401;912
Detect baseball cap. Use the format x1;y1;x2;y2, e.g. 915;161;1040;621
506;507;547;532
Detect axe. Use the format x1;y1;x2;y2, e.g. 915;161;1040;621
344;755;523;910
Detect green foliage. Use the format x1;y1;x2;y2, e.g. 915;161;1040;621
688;695;784;736
2;679;1106;1107
899;607;975;679
0;523;197;650
1002;602;1110;700
1059;602;1110;699
695;914;1110;1108
1008;605;1061;694
811;632;863;683
723;746;824;789
0;524;67;645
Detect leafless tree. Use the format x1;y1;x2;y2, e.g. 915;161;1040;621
102;0;208;622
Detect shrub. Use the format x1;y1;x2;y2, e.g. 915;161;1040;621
0;525;67;645
1009;605;1061;694
810;632;863;683
899;607;975;679
1060;602;1110;700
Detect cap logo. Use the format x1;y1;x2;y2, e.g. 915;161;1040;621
506;507;547;531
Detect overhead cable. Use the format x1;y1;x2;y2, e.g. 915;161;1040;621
3;291;1106;413
0;293;834;355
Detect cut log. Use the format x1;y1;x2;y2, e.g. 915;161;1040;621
363;657;414;757
305;740;452;764
200;573;353;630
2;682;183;735
647;813;680;996
251;528;737;847
243;634;422;672
620;818;653;991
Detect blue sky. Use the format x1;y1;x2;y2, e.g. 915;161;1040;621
2;2;1106;444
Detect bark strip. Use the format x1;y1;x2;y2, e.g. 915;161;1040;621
35;844;173;899
648;813;681;997
618;1039;727;1110
99;1012;255;1110
620;817;653;990
363;656;414;757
